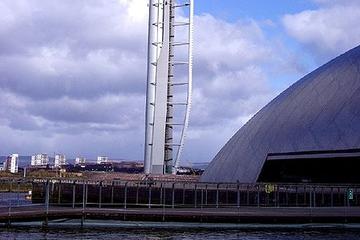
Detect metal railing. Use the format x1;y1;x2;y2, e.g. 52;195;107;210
0;178;360;226
28;179;360;209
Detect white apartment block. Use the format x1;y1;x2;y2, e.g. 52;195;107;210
31;154;49;166
75;157;86;166
97;156;109;164
4;154;19;173
54;154;66;167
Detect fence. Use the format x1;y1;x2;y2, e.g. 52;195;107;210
28;179;360;209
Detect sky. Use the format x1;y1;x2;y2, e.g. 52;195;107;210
0;0;360;164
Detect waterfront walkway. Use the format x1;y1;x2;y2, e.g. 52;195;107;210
1;205;360;224
2;178;360;225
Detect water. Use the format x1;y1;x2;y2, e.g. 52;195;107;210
0;192;31;207
0;228;360;239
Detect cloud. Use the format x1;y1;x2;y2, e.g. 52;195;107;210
0;0;298;162
189;15;279;129
282;1;360;60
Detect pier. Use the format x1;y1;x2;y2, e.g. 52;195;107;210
1;178;360;225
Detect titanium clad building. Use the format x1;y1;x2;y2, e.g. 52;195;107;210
201;46;360;183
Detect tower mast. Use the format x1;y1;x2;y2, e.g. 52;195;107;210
144;0;194;174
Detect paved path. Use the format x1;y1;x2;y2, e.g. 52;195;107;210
1;206;360;223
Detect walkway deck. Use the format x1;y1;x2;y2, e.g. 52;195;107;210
1;206;360;224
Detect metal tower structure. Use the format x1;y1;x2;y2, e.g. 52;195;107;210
144;0;193;174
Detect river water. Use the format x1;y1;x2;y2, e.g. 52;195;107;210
1;227;360;240
0;192;359;239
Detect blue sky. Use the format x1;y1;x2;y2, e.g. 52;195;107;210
0;0;359;164
195;0;319;93
196;0;317;21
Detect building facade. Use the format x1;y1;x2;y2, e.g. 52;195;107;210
31;154;49;167
75;157;86;166
54;154;66;167
97;156;109;164
4;154;19;173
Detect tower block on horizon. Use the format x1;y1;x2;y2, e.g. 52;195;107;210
144;0;193;174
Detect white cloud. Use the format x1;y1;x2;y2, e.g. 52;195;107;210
0;0;298;162
282;1;360;60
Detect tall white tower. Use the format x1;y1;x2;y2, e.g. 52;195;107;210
144;0;193;174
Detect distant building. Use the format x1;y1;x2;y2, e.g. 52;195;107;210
77;163;113;172
54;154;66;167
112;161;144;174
31;154;49;166
4;154;19;173
75;157;86;166
97;156;109;164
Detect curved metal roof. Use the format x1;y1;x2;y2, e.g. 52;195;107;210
201;45;360;183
